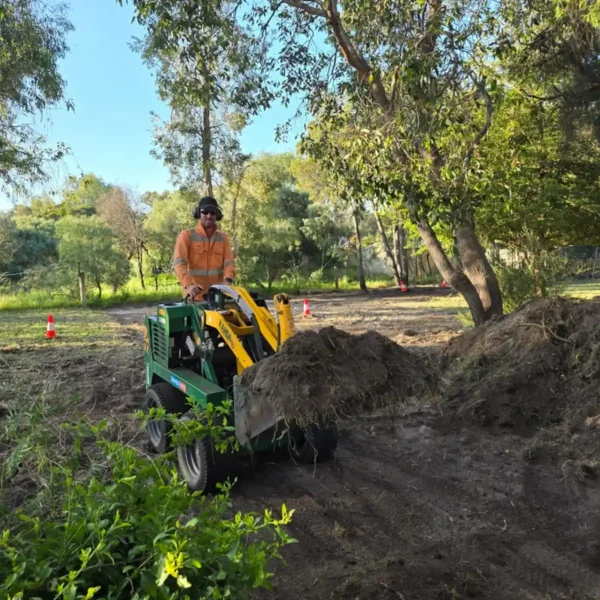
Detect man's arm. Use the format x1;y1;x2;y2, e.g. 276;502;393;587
173;231;194;288
223;234;236;283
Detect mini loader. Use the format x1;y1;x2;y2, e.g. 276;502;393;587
142;284;338;492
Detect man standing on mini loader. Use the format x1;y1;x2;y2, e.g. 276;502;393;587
173;196;236;299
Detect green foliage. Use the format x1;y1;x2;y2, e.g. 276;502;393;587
494;232;569;312
0;416;295;600
0;214;57;280
475;92;600;249
143;190;196;271
61;174;111;217
0;213;19;270
56;216;131;296
0;0;73;193
498;0;600;139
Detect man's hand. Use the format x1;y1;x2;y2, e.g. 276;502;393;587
185;284;204;299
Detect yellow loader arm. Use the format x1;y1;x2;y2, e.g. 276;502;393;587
203;285;294;373
201;285;296;444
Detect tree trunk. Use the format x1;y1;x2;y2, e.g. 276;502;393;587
137;246;145;290
231;187;238;254
202;105;213;196
454;220;503;319
425;253;433;276
96;279;102;298
78;269;86;305
374;212;401;286
154;272;159;291
353;211;368;292
394;224;410;286
416;217;488;325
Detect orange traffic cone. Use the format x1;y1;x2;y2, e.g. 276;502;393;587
441;280;449;288
303;298;311;317
400;281;408;292
45;314;56;339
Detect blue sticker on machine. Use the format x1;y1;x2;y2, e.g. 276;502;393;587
170;375;187;394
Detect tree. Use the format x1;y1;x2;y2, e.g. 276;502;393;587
351;202;368;292
97;187;147;288
56;217;130;301
301;201;351;275
242;0;507;322
61;173;111;217
117;0;600;322
0;0;73;194
291;154;366;287
10;216;57;273
143;189;196;281
216;151;253;252
0;214;57;281
374;209;402;287
224;154;302;290
121;0;273;193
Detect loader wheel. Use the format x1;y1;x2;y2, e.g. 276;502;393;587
142;383;188;454
291;423;338;464
176;414;227;493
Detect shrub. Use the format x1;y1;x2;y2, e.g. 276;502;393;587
0;409;295;600
494;232;568;313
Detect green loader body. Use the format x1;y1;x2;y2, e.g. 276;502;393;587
142;285;337;492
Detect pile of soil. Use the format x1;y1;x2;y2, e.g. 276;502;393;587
440;297;600;462
239;326;436;425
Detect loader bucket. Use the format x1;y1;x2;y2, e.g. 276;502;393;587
233;376;283;445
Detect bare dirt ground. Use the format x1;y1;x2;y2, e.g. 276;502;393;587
103;288;600;599
4;288;598;599
107;286;463;349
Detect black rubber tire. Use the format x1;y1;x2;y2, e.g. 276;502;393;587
290;423;338;464
176;414;228;493
142;383;188;454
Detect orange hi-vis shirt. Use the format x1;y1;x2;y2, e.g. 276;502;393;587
173;223;236;291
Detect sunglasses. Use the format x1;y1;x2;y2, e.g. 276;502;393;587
200;209;217;216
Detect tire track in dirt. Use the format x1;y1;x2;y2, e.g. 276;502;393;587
229;418;600;600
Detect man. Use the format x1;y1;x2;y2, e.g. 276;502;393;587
173;196;236;299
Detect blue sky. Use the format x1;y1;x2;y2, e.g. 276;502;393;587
0;0;305;211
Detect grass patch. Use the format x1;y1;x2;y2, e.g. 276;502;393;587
2;277;597;313
0;309;128;350
0;276;396;311
563;280;600;300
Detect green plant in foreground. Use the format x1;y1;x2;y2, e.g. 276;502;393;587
0;419;295;600
138;400;239;456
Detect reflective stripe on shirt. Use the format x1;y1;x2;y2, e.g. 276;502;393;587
188;268;224;277
189;230;224;243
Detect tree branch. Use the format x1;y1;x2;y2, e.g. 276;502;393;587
282;0;326;18
464;80;493;170
520;82;600;102
326;0;390;111
390;67;399;108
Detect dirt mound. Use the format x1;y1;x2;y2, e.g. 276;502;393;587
441;297;600;441
239;327;435;425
